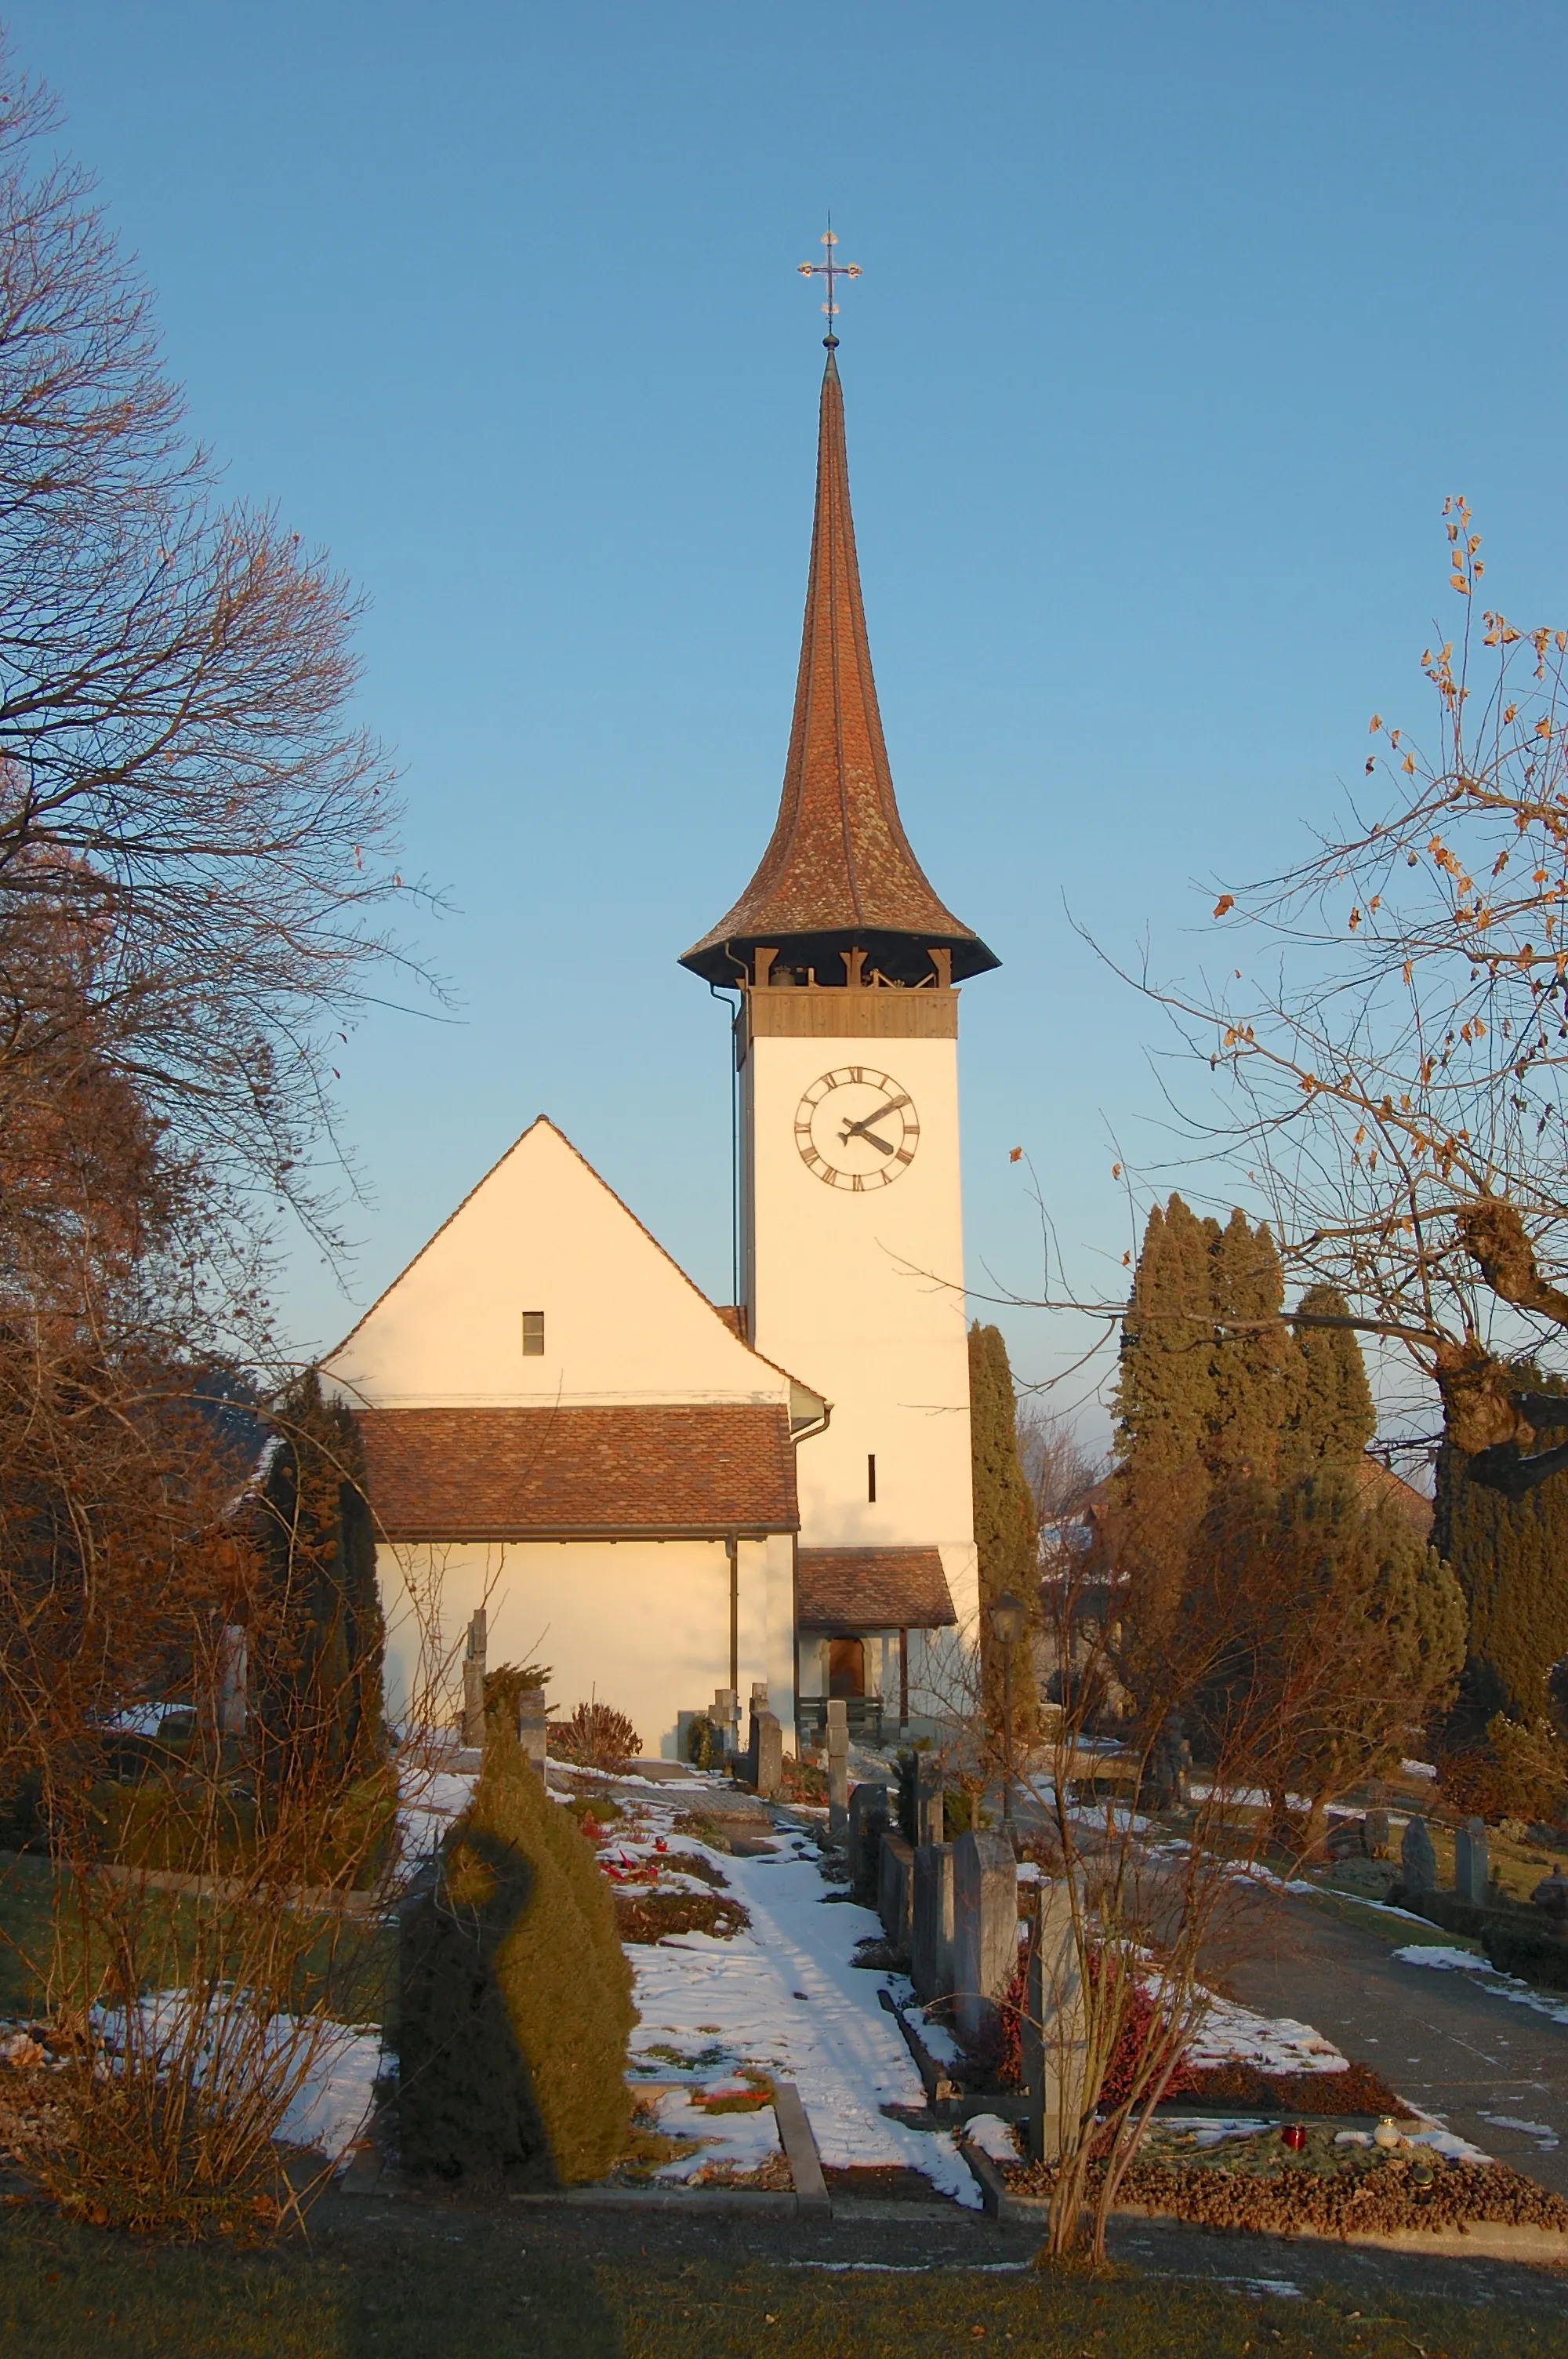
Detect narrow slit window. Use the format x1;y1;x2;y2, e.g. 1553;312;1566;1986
867;1453;877;1503
521;1310;545;1357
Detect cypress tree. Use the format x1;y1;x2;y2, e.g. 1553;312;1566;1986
1207;1211;1301;1482
1112;1197;1221;1476
1434;1366;1568;1728
1188;1465;1465;1844
1110;1197;1221;1699
968;1323;1040;1721
397;1717;634;2186
254;1371;387;1801
1281;1284;1377;1479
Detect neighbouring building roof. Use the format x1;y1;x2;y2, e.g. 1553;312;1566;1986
355;1404;800;1540
797;1545;958;1632
680;349;998;987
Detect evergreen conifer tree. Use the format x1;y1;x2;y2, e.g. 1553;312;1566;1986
1281;1285;1377;1478
968;1323;1040;1726
1111;1197;1226;1699
254;1372;387;1804
1188;1465;1465;1845
397;1718;634;2186
1207;1211;1301;1481
1434;1367;1568;1728
1112;1197;1221;1476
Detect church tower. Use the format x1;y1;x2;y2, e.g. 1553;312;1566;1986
682;339;997;1725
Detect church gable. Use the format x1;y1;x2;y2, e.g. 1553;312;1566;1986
323;1117;798;1412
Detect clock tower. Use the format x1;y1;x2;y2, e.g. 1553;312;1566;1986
681;340;998;1732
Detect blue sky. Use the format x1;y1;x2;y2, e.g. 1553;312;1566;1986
13;2;1568;1441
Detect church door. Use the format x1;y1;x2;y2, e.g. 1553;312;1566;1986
828;1637;866;1699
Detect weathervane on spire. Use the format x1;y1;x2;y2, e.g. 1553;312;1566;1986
797;217;861;346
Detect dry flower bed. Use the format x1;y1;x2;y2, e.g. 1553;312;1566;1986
1000;2124;1568;2240
1182;2060;1418;2117
612;1888;750;1944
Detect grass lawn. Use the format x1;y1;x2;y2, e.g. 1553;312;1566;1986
0;1854;396;2029
2;2205;1567;2357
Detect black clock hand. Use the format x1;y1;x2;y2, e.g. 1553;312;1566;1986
840;1124;895;1154
843;1095;910;1138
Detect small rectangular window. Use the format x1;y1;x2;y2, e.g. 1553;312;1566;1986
522;1310;545;1356
867;1453;877;1503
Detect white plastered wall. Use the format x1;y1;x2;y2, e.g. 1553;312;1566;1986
324;1116;804;1415
379;1530;797;1761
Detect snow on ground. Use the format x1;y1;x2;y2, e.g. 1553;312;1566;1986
964;2112;1021;2162
1184;1993;1349;2075
625;1812;978;2205
1393;1944;1494;1972
92;1989;383;2162
397;1765;476;1863
644;2086;783;2180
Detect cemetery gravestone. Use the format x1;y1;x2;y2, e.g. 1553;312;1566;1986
1363;1806;1390;1858
916;1758;945;1848
849;1783;891;1903
952;1828;1019;2047
1025;1878;1087;2165
911;1842;955;2001
827;1701;850;1843
1400;1816;1437;1896
517;1685;547;1776
460;1608;487;1749
216;1623;248;1739
878;1830;915;1954
750;1710;783;1800
1455;1816;1490;1906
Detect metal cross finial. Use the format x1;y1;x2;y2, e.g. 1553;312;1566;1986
797;216;861;345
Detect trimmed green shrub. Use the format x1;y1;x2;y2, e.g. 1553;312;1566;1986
397;1718;634;2186
685;1714;720;1769
1483;1917;1568;1990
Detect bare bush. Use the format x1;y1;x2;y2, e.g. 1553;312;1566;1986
550;1702;641;1773
1127;507;1568;1495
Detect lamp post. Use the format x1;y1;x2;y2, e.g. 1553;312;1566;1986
989;1589;1026;1833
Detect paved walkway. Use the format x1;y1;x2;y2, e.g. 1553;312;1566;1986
1228;1888;1568;2189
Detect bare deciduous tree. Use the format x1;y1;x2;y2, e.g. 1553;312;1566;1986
1121;503;1568;1494
0;59;419;1270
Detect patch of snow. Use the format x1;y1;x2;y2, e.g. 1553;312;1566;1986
397;1766;475;1862
650;2087;782;2181
1402;1760;1438;1779
964;2112;1021;2163
914;2014;965;2069
1410;2125;1492;2164
1185;1994;1348;2075
91;1988;381;2161
1392;1944;1495;1972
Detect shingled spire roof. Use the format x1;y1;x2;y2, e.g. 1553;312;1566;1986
681;348;998;987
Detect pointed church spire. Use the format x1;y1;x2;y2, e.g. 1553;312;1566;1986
681;347;998;987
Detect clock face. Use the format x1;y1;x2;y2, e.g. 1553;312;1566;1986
795;1066;920;1190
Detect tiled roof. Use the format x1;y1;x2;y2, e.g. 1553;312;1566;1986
681;352;997;987
797;1545;957;1631
355;1405;799;1539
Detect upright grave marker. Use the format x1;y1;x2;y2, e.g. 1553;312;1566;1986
826;1699;850;1842
952;1829;1018;2046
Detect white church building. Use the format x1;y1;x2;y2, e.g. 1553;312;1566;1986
324;336;1000;1759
